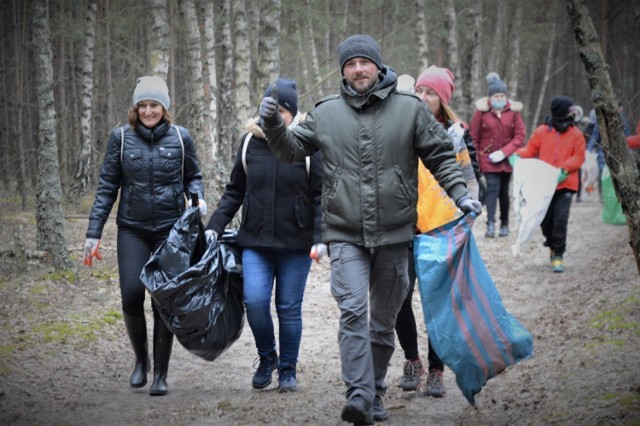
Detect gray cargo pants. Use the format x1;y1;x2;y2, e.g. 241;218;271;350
329;242;410;403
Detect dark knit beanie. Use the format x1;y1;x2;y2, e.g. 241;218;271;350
550;95;575;119
338;34;383;74
486;72;507;96
263;78;298;117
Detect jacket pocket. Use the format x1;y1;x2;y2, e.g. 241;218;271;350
158;147;182;172
123;149;143;170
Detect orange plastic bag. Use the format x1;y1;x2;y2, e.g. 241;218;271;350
416;162;461;233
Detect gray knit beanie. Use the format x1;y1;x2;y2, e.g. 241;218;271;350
486;72;507;96
338;34;383;74
133;76;170;110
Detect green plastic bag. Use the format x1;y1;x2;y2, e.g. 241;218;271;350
601;165;626;225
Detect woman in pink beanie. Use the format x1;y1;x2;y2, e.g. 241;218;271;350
394;65;480;398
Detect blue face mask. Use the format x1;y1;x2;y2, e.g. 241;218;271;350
491;99;506;110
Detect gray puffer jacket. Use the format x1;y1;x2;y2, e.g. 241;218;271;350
86;121;204;239
263;66;467;248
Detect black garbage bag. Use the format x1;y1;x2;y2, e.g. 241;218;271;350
140;201;244;362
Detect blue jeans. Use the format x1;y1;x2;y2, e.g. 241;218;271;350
242;247;312;367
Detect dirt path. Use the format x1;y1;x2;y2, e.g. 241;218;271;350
1;195;639;425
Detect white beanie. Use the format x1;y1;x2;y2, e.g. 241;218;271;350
133;76;170;110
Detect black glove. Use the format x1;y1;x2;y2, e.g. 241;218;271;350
259;97;279;126
456;194;482;216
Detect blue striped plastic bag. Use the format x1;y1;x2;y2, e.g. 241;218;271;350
414;213;533;405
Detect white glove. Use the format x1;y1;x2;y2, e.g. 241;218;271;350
488;150;506;163
310;244;327;262
447;122;465;141
187;198;208;216
204;229;218;245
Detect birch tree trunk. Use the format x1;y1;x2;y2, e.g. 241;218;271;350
202;1;218;151
150;0;170;80
566;0;640;274
32;0;72;270
256;0;281;92
180;0;215;187
233;0;252;128
69;0;97;202
219;0;237;165
415;0;429;71
487;4;506;74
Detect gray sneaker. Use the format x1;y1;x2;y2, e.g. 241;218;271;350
399;357;425;391
341;395;373;425
424;369;446;397
372;396;389;422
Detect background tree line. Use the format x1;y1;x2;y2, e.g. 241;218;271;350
1;0;638;269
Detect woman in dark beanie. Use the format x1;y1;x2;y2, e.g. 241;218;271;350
470;72;526;238
510;95;585;272
205;78;324;393
83;75;206;396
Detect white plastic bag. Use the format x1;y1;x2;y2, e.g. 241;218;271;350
581;151;599;198
511;159;560;256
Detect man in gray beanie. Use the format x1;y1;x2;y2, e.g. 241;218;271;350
258;34;480;425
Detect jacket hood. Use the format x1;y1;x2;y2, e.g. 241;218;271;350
474;96;523;113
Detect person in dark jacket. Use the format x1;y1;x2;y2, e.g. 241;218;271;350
83;76;205;396
205;78;324;394
470;72;526;238
258;35;481;425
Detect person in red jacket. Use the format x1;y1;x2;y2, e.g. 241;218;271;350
510;96;586;272
470;73;526;238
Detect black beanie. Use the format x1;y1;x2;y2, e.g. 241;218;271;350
338;34;383;74
264;78;298;117
550;95;574;119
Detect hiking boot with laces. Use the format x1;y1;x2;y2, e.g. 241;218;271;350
341;395;373;425
551;256;565;273
277;365;298;393
252;350;278;389
400;357;425;391
424;369;446;397
372;395;389;422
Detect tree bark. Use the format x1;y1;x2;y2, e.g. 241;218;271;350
444;0;461;109
69;0;97;202
531;1;558;131
566;0;640;274
256;0;281;92
32;0;73;270
415;0;429;72
150;0;170;80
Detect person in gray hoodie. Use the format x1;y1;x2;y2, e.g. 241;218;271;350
258;34;481;425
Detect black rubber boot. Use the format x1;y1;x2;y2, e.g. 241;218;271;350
122;313;149;388
149;314;173;396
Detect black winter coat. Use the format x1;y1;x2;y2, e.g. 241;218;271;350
206;119;323;251
86;121;204;239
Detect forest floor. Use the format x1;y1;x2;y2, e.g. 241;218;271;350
1;192;639;425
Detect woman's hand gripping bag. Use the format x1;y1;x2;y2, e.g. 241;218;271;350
414;213;533;405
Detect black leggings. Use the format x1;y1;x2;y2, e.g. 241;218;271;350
395;247;444;371
117;227;168;316
484;172;512;225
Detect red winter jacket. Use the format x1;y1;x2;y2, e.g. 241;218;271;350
515;124;586;192
469;97;526;173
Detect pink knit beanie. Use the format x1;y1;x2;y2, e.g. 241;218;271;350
415;65;455;105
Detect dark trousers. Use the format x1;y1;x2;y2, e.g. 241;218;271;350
395;246;444;371
541;189;574;257
484;172;512;225
117;226;167;316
